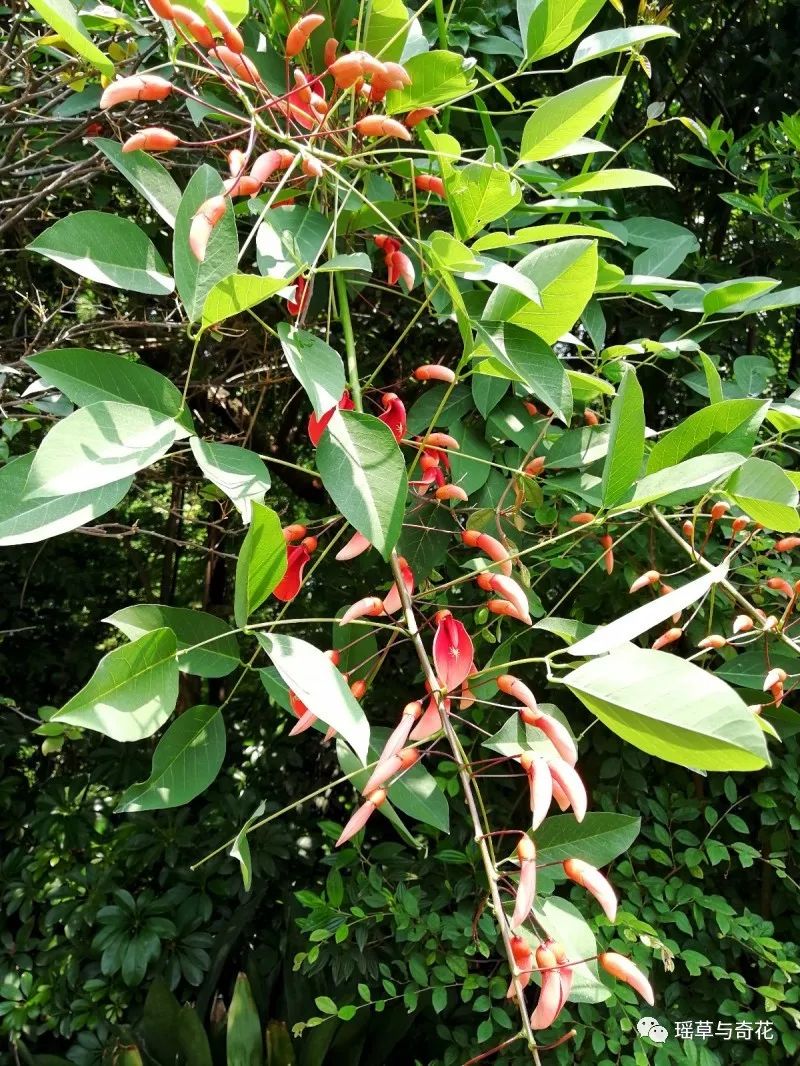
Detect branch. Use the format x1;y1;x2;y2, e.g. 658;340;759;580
388;550;541;1062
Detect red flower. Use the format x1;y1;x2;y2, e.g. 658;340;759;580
382;556;414;614
432;609;474;692
273;542;313;602
308;389;354;446
378;392;407;441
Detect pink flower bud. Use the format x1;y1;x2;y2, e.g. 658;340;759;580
511;836;537;929
476;572;532;625
122;127;180;153
697;634;727;649
285;13;325;57
651;627;682;651
409;695;447;741
415;174;446;197
732;614;754;634
462;529;513;576
507;934;532;997
413;363;455;384
335;531;372;561
530;947;563;1029
204;0;243;52
356;115;412;140
172;4;214;46
100;75;173;109
563;858;617;922
766;577;794;598
363;746;419;794
339;596;384;626
519;752;553;829
629;569;660;594
379;701;422;760
548;758;586;822
404;107;438;128
775;536;800;552
763;667;788;692
382;557;414;615
599;952;654;1006
435;484;468;502
336;788;386;847
189;194;226;262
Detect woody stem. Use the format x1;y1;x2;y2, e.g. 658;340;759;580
389;550;541;1062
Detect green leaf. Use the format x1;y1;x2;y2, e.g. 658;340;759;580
201;273;288;328
105;604;240;678
174;166;238;322
227;974;262;1066
95;138;182;228
534;813;641;869
257;633;370;761
702;277;779;316
115;705;225;813
53;628;179;741
385;50;477;113
475;323;573;423
522;0;606;62
714;647;798;693
532;897;608;1003
230;801;266;892
316;253;372;273
445;151;522;241
573;25;679;65
336;727;449;831
620;453;745;510
520;77;625;162
483;239;598;345
27;347;194;433
316;410;407;559
448;421;493;496
256;205;329;278
472;222;621;253
28;0;113;75
555;169;674;193
28;212;173;295
278;324;346;418
364;0;410;62
699;352;724;404
190;438;271;524
725;457;800;532
600;367;644;506
568;564;729;657
233;502;287;628
646;399;768;473
26;401;178;497
332;609;378;683
0;452;132;547
564;644;770;771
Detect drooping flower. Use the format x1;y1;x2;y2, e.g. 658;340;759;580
432;609;474;692
336;788;386;847
272;540;313;602
409;694;448;741
308;389;354;445
335;530;372;561
382;556;414;614
101;75;173;109
380;701;422;760
462;529;512;576
563;858;617;922
378;392;407;441
285;12;325;56
339;596;384;626
629;569;661;594
530;946;562;1030
599;953;655;1005
363;746;419;794
548;758;586;821
519;752;552;830
511;836;536;929
507;934;533;997
476;572;532;625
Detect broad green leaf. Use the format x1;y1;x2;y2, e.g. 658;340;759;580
568;369;614;402
257;633;370;761
0;452;132;547
448;421;493;496
28;212;173;295
476;322;573;423
180;0;248;22
316;253;372;273
406;383;473;435
201;274;288;327
725;457;800;532
573;25;679;65
522;0;606;62
472;223;621;252
534;813;641;870
230;801;266;891
600;367;644;506
699;352;724;404
53;628;179;741
568;564;729;657
95;138;182;227
603;216;699;278
702;277;779;316
278;324;346;418
27;348;194;434
316;410;407;559
26;401;178;497
174;166;238;322
714;647;798;693
565;644;770;771
555;169;674;193
28;0;113;75
646;399;768;473
766;403;800;434
520;77;624;162
445;151;522;241
385;50;477;113
533;616;596;645
336;728;449;831
461;256;541;304
472;373;509;417
256;205;329;278
532;897;608;1003
483;239;598;344
619;452;745;510
234;502;287;627
105;604;240;678
115;705;225;813
364;0;409;62
190;438;270;524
